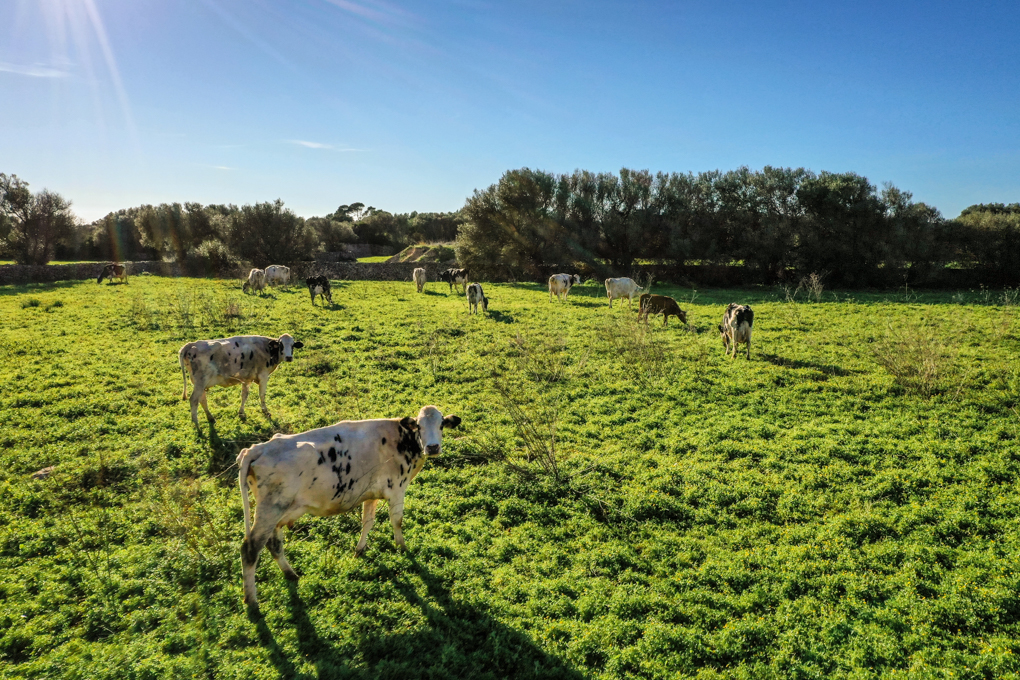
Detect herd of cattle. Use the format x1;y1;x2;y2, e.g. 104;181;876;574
93;260;758;611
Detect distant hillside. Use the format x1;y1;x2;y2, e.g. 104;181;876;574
387;243;457;264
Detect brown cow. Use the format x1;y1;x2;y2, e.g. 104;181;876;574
638;294;687;327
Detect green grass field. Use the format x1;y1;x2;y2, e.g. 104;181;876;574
1;276;1019;679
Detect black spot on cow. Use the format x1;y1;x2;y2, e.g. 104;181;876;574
317;451;325;465
328;448;337;462
240;362;244;370
400;464;404;475
382;437;386;445
250;350;254;360
346;461;351;475
235;342;239;347
334;434;342;443
387;478;393;488
298;470;303;477
397;417;423;456
311;477;317;483
241;538;259;566
266;362;269;368
400;478;406;487
348;479;354;490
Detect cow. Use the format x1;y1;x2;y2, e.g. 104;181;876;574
178;334;304;426
466;282;488;314
440;268;468;294
413;267;427;293
638;294;688;327
306;276;332;305
605;277;643;308
236;405;462;612
549;273;581;302
719;303;754;359
97;263;128;284
242;269;267;295
265;265;291;287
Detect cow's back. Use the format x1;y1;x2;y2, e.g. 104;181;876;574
248;419;404;516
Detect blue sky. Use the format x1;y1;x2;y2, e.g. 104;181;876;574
1;0;1018;221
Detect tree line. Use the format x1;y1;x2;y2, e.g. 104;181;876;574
2;168;1017;286
455;167;1020;286
0;173;464;271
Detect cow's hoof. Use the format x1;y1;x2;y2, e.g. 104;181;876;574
244;600;261;618
283;569;300;581
354;547;366;558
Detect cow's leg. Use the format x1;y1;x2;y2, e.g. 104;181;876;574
266;527;299;581
239;383;250;420
241;513;279;612
746;339;751;360
199;392;215;421
355;499;378;556
191;388;212;424
388;496;406;551
257;379;271;418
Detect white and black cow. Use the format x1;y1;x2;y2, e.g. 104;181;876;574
466;282;488;314
548;273;581;302
306;276;332;305
178;334;303;425
440;268;468;294
97;263;128;284
265;265;291;287
237;405;462;611
605;277;643;308
243;269;267;295
413;267;427;293
719;303;754;359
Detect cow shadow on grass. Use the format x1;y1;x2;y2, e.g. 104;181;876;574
265;556;583;679
759;352;854;376
485;309;514;324
203;420;281;476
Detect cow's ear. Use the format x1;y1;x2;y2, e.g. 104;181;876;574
442;415;461;429
268;340;281;351
399;416;418;431
293;341;304;349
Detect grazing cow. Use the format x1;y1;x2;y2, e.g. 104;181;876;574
306;276;332;305
605;277;643;308
413;267;427;293
178;334;304;425
265;265;291;287
440;268;468;294
466;282;488;314
549;273;581;302
97;263;128;284
638;294;688;327
243;269;267;295
237;405;462;611
719;303;754;359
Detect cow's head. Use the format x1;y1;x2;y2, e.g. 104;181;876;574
571;274;581;286
400;405;461;457
481;296;489;313
271;334;304;363
677;309;688;324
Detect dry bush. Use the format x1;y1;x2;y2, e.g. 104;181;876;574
801;271;826;302
872;320;959;397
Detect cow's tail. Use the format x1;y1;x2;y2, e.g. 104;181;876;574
238;447;256;536
179;347;189;400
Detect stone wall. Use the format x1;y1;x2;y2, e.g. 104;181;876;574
0;259;995;289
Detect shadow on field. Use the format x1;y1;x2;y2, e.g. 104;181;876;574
488;310;516;324
272;557;582;679
0;280;89;295
759;352;854;376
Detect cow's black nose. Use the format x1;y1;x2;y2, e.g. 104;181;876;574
426;444;440;455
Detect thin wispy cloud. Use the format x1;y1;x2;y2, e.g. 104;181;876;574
287;140;364;151
0;61;69;78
